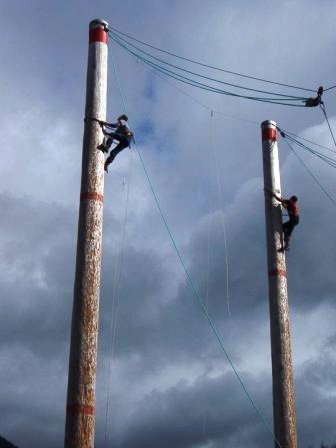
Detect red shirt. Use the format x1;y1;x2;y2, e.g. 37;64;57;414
283;199;299;218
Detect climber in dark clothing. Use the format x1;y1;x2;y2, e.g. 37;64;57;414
305;86;324;107
98;114;133;172
271;192;300;251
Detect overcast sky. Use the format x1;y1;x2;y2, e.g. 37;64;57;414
1;1;336;447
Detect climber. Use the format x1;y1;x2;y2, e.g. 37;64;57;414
266;190;300;251
305;86;324;107
98;114;133;172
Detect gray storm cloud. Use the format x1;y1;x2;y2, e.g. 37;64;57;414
1;1;336;447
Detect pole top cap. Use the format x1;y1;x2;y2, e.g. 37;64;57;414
89;19;109;32
261;120;277;129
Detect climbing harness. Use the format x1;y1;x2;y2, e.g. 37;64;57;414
117;123;134;137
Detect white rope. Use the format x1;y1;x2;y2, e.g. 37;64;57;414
209;111;231;316
104;149;134;448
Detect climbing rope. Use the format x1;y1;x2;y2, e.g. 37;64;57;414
102;24;336;448
283;130;335;153
108;40;281;448
109;32;306;107
109;26;315;93
110;31;306;100
319;102;336;150
104;162;134;448
324;84;336;92
277;127;336;169
137;60;260;125
209;111;231;316
103;46;135;448
279;133;336;207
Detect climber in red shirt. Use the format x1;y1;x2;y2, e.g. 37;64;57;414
267;190;300;251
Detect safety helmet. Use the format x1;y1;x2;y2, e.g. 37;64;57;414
118;114;128;121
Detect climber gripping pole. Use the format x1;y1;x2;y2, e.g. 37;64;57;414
64;19;108;448
261;121;297;448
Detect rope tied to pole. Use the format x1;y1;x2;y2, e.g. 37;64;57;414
277;126;336;206
84;116;104;126
85;116;127;133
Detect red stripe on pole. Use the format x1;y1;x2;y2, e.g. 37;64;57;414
80;192;104;203
89;28;108;44
262;127;277;142
66;404;95;416
268;269;287;278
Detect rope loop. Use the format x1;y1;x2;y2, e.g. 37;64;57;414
84;116;105;126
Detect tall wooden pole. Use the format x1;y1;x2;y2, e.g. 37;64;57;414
261;120;297;448
64;19;108;448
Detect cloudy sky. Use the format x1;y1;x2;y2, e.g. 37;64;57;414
1;1;336;447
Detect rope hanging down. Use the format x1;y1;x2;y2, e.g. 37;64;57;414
320;102;336;150
108;40;281;448
104;159;133;448
103;47;135;448
209;111;231;316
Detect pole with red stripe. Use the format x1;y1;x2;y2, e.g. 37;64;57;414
261;120;297;448
64;19;108;448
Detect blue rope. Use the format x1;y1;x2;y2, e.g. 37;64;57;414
282;129;335;153
109;26;314;93
324;84;336;92
108;42;281;447
320;102;336;151
136;148;281;446
109;34;306;108
277;129;336;169
140;63;261;126
110;31;306;100
109;44;128;116
282;138;336;207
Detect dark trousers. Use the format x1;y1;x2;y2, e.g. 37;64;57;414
105;132;131;165
283;216;299;244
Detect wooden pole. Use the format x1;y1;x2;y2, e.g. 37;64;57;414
261;120;297;448
64;19;108;448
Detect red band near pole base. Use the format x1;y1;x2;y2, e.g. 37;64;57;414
80;192;104;203
67;404;95;416
89;28;108;44
268;269;287;278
